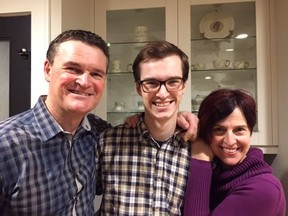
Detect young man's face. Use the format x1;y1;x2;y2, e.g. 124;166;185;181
136;55;186;123
44;40;107;117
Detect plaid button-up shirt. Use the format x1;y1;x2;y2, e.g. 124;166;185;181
96;119;191;215
0;96;110;215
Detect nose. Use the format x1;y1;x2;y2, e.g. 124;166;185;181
156;83;169;97
223;131;237;146
76;72;91;88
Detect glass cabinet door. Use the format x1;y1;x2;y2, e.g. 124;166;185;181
190;2;256;113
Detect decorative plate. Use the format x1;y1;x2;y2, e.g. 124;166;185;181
200;11;234;39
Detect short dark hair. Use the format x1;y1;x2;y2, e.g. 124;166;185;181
198;88;257;143
46;29;109;65
132;41;189;82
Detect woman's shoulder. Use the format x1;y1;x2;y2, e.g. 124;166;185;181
234;173;286;215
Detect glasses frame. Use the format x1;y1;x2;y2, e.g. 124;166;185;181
138;77;185;93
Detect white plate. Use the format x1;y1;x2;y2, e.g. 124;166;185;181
200;11;234;39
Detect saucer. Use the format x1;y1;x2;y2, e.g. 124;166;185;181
200;11;234;39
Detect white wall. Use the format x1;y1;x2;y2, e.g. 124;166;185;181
50;0;95;40
271;0;288;211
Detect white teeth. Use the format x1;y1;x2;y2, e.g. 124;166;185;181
222;147;237;154
70;90;91;96
155;102;170;107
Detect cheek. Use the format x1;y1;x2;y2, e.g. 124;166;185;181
94;80;106;94
211;136;222;144
51;71;72;83
239;136;251;148
210;136;223;152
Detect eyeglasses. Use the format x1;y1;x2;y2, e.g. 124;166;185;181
138;77;185;93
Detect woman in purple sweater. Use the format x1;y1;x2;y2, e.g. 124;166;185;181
183;88;286;216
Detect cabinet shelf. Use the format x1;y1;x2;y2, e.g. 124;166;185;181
191;68;256;73
108;72;134;75
191;35;256;42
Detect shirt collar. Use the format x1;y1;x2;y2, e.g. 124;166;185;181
136;116;187;148
33;96;91;141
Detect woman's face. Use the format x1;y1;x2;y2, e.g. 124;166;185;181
210;107;251;168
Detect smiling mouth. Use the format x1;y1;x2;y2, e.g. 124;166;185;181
69;90;92;96
153;101;172;107
221;147;239;154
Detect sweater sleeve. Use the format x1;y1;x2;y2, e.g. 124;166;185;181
183;158;212;216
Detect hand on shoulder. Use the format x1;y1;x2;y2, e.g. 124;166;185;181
191;139;214;162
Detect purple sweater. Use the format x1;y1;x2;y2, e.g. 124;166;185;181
183;148;286;216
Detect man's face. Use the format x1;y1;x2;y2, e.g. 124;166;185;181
137;55;186;123
44;40;107;117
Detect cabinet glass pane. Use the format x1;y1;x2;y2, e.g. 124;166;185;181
190;2;257;123
107;8;165;126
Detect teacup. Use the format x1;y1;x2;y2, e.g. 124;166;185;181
110;58;122;72
191;95;204;111
191;63;206;70
233;61;249;69
126;63;133;72
134;26;149;42
114;101;125;111
137;101;144;110
213;59;230;69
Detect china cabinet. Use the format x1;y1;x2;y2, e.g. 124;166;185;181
94;0;277;153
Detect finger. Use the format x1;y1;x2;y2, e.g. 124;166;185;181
177;113;189;130
182;130;197;142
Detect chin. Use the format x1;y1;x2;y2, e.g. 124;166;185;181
69;105;92;114
222;158;242;167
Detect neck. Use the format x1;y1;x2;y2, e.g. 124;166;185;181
144;113;177;141
55;113;83;134
45;98;84;134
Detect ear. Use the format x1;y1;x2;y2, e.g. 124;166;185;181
44;60;52;82
136;83;142;96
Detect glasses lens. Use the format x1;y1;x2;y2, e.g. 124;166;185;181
166;78;183;90
142;80;160;92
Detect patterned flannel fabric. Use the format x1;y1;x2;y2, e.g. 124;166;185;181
0;96;109;216
96;119;191;215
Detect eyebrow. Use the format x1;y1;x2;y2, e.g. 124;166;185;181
64;61;106;75
142;76;183;81
63;61;81;68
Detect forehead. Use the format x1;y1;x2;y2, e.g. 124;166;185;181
57;40;99;55
55;40;107;67
218;108;247;126
140;55;182;79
